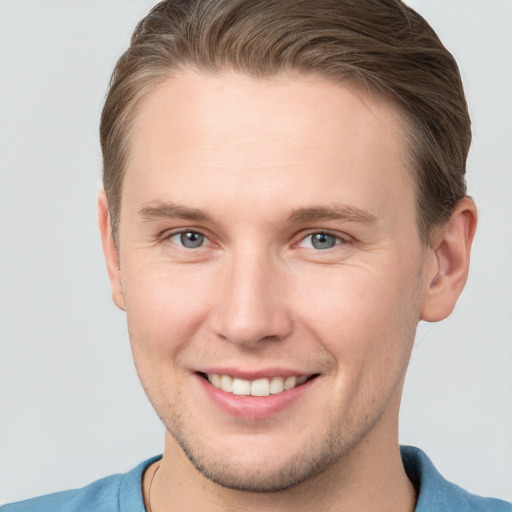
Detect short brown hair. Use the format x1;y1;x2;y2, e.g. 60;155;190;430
100;0;471;245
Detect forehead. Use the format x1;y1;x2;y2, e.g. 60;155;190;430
123;71;414;226
130;71;407;158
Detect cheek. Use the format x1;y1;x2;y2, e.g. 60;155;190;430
121;264;214;411
295;260;421;364
296;263;421;424
121;262;214;361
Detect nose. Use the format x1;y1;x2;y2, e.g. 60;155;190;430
210;249;293;348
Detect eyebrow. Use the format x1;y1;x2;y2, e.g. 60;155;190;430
139;202;211;222
287;205;377;224
138;202;377;224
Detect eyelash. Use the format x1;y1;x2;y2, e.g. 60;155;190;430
161;229;350;251
296;231;348;250
162;229;213;249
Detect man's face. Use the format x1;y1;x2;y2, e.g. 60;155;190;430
111;72;432;491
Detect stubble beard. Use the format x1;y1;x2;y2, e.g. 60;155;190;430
161;400;389;494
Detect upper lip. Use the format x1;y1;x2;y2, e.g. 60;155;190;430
196;367;316;380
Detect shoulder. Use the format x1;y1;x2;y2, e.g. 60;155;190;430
0;474;124;512
401;446;512;512
0;456;161;512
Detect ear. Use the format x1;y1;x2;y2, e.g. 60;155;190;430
98;191;125;311
420;197;477;322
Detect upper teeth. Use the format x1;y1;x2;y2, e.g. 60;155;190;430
207;374;308;396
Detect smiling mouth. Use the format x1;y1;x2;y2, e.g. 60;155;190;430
199;373;318;397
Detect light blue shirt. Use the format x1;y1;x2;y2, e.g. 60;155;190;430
2;447;511;511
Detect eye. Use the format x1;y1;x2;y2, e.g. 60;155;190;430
299;232;341;250
169;231;206;249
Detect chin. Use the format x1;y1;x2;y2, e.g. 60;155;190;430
180;440;337;493
166;417;365;493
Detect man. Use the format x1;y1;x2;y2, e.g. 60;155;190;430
2;0;510;511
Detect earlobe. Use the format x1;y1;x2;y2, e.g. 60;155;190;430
97;191;125;311
420;197;477;322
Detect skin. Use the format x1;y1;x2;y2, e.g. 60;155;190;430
99;72;476;511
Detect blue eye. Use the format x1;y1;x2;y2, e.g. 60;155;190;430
301;232;340;250
170;231;205;249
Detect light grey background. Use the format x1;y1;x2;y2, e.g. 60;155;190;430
1;0;511;505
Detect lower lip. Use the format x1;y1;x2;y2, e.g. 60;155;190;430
196;374;316;420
